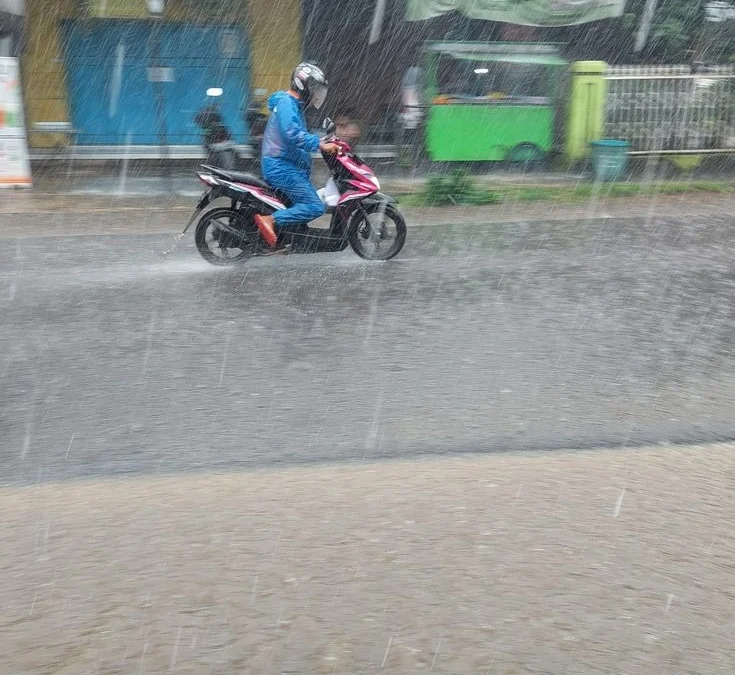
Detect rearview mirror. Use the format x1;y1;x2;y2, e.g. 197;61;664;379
322;117;335;133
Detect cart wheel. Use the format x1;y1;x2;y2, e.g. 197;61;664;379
507;143;545;171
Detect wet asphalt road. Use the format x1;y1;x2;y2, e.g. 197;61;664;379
1;212;734;485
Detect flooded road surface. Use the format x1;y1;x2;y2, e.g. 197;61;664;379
1;212;734;484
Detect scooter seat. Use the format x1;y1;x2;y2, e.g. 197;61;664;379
201;165;291;207
204;166;268;188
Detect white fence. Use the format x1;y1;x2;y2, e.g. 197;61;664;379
604;65;735;154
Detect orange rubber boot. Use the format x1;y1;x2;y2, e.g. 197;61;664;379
254;214;277;249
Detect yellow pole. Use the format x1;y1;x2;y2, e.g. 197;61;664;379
564;61;608;162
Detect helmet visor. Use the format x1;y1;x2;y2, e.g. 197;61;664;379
311;83;328;110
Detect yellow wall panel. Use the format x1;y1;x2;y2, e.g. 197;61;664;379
22;0;75;148
88;0;149;18
247;0;302;98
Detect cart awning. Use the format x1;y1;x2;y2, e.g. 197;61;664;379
424;42;569;66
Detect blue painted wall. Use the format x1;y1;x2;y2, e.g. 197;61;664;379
62;20;248;145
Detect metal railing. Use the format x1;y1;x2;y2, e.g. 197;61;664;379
604;65;735;154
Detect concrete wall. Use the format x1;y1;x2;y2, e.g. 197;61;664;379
22;0;302;147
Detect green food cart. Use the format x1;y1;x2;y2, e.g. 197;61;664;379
421;42;568;162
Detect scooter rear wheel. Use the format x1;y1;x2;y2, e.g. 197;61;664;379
348;203;406;261
194;208;265;266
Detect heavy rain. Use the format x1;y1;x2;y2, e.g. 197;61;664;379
1;0;734;672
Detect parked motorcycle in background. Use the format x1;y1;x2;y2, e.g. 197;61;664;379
194;97;237;170
244;89;268;164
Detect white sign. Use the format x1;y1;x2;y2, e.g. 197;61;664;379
0;57;31;188
147;66;175;83
220;30;238;57
705;1;735;21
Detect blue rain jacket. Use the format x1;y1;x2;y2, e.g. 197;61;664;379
261;91;320;173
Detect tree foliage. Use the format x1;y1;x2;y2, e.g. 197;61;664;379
619;0;734;63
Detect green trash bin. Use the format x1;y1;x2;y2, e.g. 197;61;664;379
590;139;630;181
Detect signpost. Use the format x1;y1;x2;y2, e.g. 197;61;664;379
634;0;658;52
0;56;31;188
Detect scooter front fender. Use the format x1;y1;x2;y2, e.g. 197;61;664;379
361;192;398;205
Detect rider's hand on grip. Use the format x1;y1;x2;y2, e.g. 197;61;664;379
320;142;341;155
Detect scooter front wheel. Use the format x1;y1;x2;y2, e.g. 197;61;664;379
348;203;406;261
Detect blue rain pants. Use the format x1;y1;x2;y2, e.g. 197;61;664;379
262;157;325;228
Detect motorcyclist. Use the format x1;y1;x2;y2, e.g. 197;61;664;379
254;63;340;249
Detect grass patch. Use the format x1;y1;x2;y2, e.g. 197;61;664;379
403;174;734;207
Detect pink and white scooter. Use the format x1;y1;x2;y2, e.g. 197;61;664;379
184;117;406;266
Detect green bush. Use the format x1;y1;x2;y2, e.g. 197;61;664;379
422;170;500;206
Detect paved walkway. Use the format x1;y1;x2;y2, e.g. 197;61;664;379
2;443;733;674
1;189;734;239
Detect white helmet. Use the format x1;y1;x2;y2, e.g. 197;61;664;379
291;62;328;110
